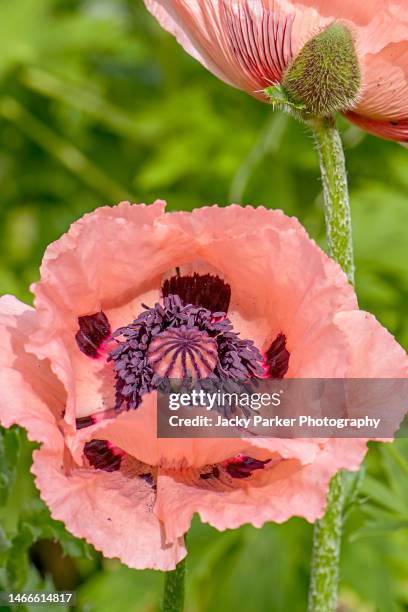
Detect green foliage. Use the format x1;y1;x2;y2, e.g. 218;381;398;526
341;441;408;612
0;1;407;611
0;428;20;505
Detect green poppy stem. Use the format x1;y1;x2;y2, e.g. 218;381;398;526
310;117;355;284
162;558;186;612
308;471;346;612
308;117;355;612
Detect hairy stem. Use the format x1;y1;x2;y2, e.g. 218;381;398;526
162;558;186;612
308;117;354;612
308;472;346;612
311;116;354;284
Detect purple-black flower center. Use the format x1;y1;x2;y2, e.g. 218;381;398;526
108;287;264;411
75;273;291;419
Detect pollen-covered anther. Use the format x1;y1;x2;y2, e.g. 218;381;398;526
147;327;218;379
282;22;361;117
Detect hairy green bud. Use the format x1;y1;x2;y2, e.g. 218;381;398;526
282;22;361;117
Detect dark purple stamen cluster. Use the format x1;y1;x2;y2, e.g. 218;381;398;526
162;273;231;314
75;312;111;358
225;455;270;479
264;333;290;379
108;294;264;411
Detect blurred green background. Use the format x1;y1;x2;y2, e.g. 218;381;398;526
0;1;408;611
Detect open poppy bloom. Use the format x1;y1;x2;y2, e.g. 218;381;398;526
144;0;408;142
0;202;406;570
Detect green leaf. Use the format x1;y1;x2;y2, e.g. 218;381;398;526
6;523;35;590
360;475;407;516
18;502;95;561
0;427;20;505
0;525;11;562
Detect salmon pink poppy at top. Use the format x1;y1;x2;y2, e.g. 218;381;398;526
143;0;408;142
0;202;407;570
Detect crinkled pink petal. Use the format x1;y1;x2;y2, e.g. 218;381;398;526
0;295;65;448
334;310;408;378
144;0;302;98
346;111;408;143
353;42;408;121
155;437;367;541
32;440;186;570
338;311;408;440
143;1;238;87
291;1;408;54
246;438;323;464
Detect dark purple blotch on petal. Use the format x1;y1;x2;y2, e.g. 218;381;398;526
84;439;123;472
76;407;120;431
264;333;290;379
162;273;231;313
76;415;95;430
75;312;111;358
225;456;270;479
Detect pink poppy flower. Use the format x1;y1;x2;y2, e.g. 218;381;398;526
0;202;406;570
143;0;408;142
